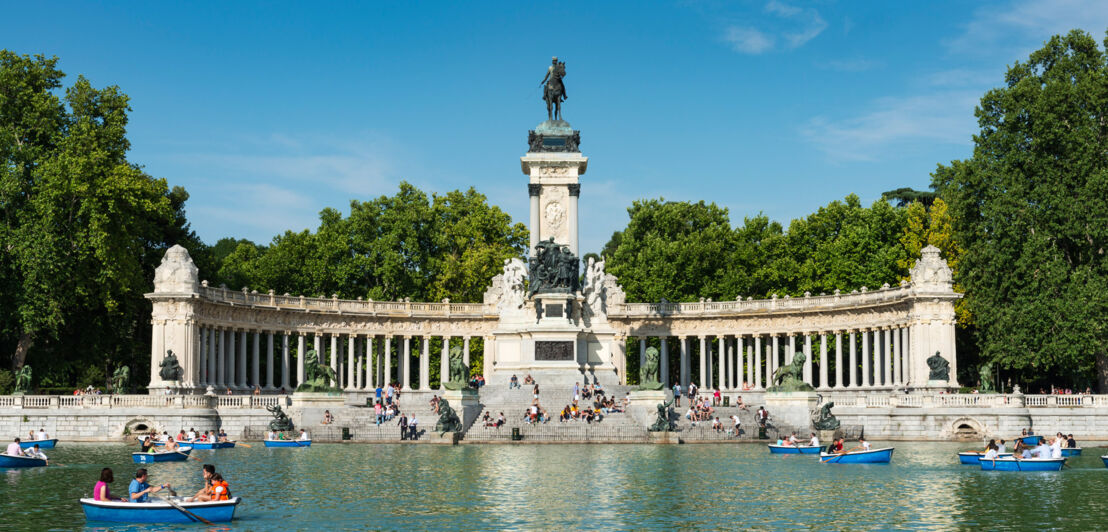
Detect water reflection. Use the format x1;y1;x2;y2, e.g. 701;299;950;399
0;442;1105;530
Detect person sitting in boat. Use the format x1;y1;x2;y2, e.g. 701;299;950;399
809;433;819;447
982;441;999;460
1032;438;1052;459
163;437;179;452
23;444;47;464
189;464;216;502
859;437;871;451
1049;436;1063;458
128;468;170;503
997;439;1007;453
1067;434;1077;448
140;437;156;453
787;433;799;446
210;473;231;501
187;428;198;441
36;428;48;440
297;429;311;441
218;429;229;443
831;438;845;453
176;429;187;442
95;468;128;502
28;430;35;441
6;438;22;456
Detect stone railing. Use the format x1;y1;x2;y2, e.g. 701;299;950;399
0;394;290;410
198;285;494;317
828;392;1108;408
612;283;914;317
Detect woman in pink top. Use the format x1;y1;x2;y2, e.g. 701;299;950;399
94;468;125;501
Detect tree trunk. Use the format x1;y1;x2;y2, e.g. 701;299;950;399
1096;353;1108;394
11;332;33;371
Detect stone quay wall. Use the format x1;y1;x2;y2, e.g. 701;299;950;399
4;392;1108;442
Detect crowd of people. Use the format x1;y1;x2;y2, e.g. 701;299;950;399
5;438;49;464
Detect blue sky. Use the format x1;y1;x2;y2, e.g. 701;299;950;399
5;0;1108;254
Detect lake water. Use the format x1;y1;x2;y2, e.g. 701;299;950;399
1;442;1105;530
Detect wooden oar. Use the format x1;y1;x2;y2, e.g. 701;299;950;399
235;442;252;448
156;495;214;526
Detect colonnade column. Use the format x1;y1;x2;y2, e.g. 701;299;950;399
861;329;871;387
802;334;812;384
402;336;411;389
698;336;707;388
848;331;856;388
265;332;275;390
892;327;901;386
384;336;393;386
679;336;689;388
281;332;291;391
420;336;430;390
346;335;356;391
834;332;843;389
297;334;306;385
659;337;669;389
463;337;471;373
237;329;247;390
639;338;647;376
818;333;828;390
884;328;893;389
208;328;217;389
216;329;225;388
742;336;751;388
788;335;796;365
754;336;763;389
441;336;451;386
718;336;727;390
901;327;910;386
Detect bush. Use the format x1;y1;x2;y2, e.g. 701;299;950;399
0;370;12;395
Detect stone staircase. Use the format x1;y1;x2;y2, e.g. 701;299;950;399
466;384;648;442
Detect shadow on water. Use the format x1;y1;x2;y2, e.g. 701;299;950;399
0;441;1105;530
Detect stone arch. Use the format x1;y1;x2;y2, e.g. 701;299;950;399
950;417;983;439
123;418;157;437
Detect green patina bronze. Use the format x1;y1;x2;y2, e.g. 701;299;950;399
266;404;294;432
767;352;813;392
295;349;340;393
637;346;663;391
811;398;840;430
648;399;674;432
111;366;130;393
443;346;472;391
435;399;462;435
13;365;31;395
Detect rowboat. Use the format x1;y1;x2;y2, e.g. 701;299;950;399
264;439;311;447
980;457;1065;472
19;439;58;449
819;447;894;464
958;452;1013;465
132;447;192;463
0;454;47;468
1016;436;1041;446
1061;447;1082;457
81;497;240;524
190;441;235;450
768;444;822;454
1101;455;1108;468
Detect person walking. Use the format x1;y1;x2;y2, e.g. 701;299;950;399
397;413;409;441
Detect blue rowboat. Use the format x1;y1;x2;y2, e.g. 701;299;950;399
768;444;822;454
958;452;1013;465
1061;447;1082;457
820;447;894;464
1101;455;1108;468
190;441;235;450
19;439;58;450
1017;436;1041;446
264;439;311;447
980;457;1065;471
132;447;192;463
81;497;240;524
0;454;47;468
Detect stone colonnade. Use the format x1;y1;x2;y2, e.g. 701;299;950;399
626;327;915;391
186;327;482;393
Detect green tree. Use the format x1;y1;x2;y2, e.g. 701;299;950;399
934;30;1108;390
0;51;190;380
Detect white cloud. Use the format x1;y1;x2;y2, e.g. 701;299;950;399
725;26;775;54
946;0;1108;56
802;92;980;162
723;1;827;55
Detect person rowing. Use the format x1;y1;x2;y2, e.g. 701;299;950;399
163;436;179;452
23;444;47;464
129;468;171;503
982;441;999;460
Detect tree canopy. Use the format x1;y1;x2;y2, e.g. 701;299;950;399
934;29;1108;390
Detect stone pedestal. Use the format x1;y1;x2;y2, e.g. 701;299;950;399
628;389;668;428
764;391;819;435
441;388;482;434
290;391;345;426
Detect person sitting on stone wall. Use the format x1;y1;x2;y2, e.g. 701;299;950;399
560;405;571;422
712;417;722;433
735;396;749;411
322;410;334;425
510;375;520;389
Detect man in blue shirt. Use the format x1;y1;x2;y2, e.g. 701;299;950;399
128;468;170;502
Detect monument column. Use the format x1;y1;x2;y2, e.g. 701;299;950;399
347;334;357;391
718;336;727;390
659;337;669;389
420;336;430;390
402;336;411;389
568;184;580;257
281;332;291;391
297;334;307;385
441;336;451;386
265;331;275;390
848;330;857;388
819;333;829;390
679;336;689;388
384;335;393;386
521;121;587;255
802;334;812;384
861;329;871;388
528;184;541;253
834;332;844;389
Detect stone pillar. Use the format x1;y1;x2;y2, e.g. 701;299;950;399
834;332;844;389
249;331;259;389
441;336;451;386
226;330;236;389
237;329;247;389
892;327;901;386
463;336;471;373
718;336;727;390
861;329;871;388
216;329;225;388
281;332;291;391
679;336;689;388
356;350;363;390
207;328;216;387
848;331;857;388
901;327;910;386
803;334;813;385
788;334;796;365
698;336;707;388
297;334;306;385
639;337;647;375
528;184;541;254
741;336;751;387
265;332;275;390
329;334;339;388
771;335;779;378
754;335;763;389
819;333;829;390
568;183;580;257
706;337;714;390
384;336;393;386
660;337;669;389
347;334;356;390
364;336;374;390
883;328;892;388
420;336;430;390
402;336;411;389
484;335;496;382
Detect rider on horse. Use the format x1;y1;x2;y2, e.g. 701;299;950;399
541;56;567;120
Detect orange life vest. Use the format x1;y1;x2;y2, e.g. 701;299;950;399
212;480;230;501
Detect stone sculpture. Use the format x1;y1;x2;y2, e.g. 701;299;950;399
296;349;339;392
648;399;674;432
979;363;994;393
159;350;182;382
927;352;950;381
13;365;31;395
811;396;840;430
435;399;462;435
267;405;294;432
768;352;814;392
582;257;607;319
527;238;580;296
490;258;527;312
443;346;472;391
540;56;567;120
112;366;130;393
638;347;663;391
